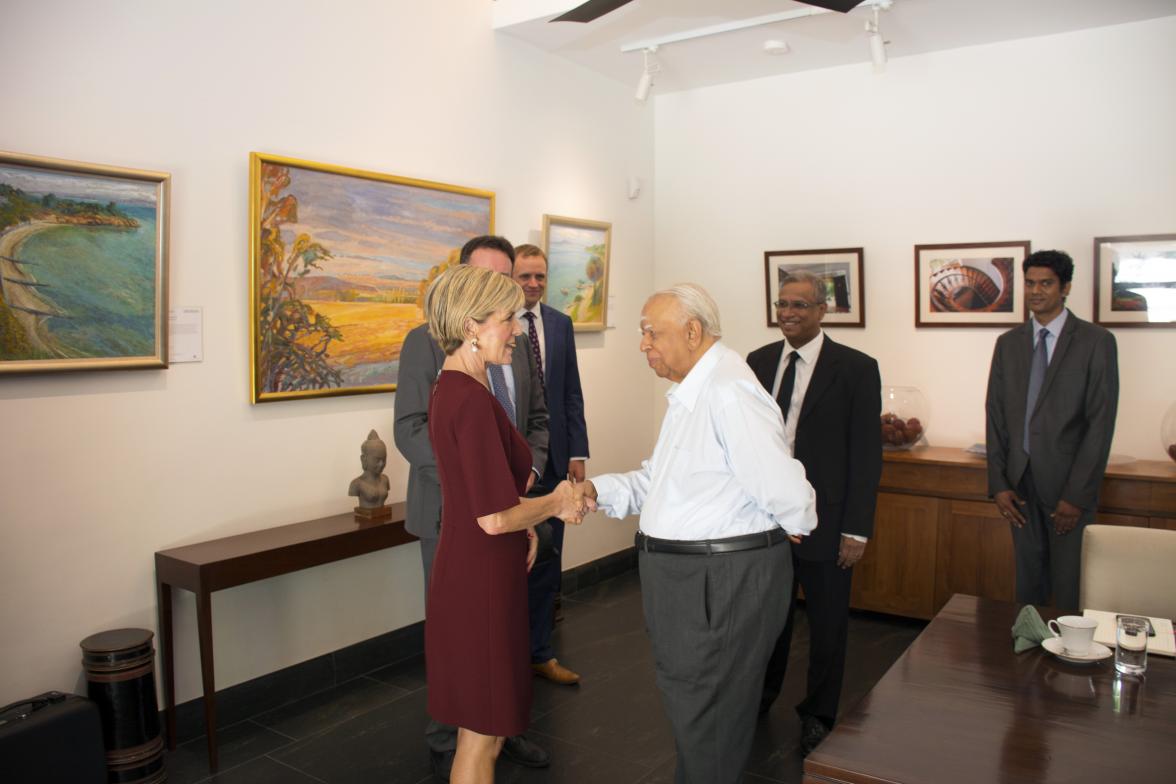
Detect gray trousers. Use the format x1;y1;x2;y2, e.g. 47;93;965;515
640;542;792;784
1013;468;1092;613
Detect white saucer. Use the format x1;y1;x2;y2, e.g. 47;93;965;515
1042;636;1112;664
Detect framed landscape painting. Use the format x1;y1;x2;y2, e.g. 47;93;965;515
0;150;169;374
249;152;493;403
914;241;1030;327
542;214;611;332
764;247;864;328
1094;234;1176;328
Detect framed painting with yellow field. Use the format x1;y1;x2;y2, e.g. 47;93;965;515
541;214;611;332
249;152;494;403
0;150;169;374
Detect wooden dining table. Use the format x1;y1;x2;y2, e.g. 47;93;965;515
804;594;1176;783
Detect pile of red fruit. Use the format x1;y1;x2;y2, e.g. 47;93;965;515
1168;443;1176;462
880;412;924;448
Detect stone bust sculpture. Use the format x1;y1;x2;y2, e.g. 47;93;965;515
349;429;391;509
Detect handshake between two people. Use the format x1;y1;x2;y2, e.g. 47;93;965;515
551;477;598;526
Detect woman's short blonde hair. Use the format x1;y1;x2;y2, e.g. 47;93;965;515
425;264;524;355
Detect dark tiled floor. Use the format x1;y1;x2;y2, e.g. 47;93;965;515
166;569;925;783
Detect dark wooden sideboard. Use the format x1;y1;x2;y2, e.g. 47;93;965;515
849;447;1176;620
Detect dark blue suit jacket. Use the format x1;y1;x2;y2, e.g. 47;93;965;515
538;303;589;481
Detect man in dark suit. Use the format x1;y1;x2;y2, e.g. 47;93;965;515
393;235;550;780
513;243;590;686
985;249;1118;612
748;271;882;756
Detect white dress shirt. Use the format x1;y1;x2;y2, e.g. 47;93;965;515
592;342;817;541
770;330;825;456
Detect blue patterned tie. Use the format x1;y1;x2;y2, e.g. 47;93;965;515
1022;327;1050;454
487;363;515;422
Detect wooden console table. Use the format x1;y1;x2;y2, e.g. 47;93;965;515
154;505;413;772
850;447;1176;620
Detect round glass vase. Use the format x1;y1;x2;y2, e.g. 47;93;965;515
880;386;930;451
1162;400;1176;463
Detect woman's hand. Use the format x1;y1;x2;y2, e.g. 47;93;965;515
552;480;585;525
526;527;539;572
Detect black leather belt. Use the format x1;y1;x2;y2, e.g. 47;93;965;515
634;528;787;555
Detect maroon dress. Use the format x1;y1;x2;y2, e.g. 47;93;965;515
426;370;533;736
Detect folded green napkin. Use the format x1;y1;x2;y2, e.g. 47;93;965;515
1012;605;1051;653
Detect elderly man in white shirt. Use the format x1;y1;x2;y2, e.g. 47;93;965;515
578;283;816;784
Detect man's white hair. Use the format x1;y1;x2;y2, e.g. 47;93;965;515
653;283;722;338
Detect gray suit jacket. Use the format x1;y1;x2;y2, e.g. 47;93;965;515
393;323;549;540
985;310;1118;511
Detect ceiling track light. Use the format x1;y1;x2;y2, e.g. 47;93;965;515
635;45;660;103
865;2;890;72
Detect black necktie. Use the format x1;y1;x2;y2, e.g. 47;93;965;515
777;350;798;422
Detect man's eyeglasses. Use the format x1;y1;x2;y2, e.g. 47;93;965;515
774;299;817;312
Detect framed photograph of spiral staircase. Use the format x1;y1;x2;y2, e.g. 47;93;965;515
914;241;1030;327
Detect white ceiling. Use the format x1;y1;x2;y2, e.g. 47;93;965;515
494;0;1176;94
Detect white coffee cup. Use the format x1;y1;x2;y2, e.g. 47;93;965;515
1048;615;1098;655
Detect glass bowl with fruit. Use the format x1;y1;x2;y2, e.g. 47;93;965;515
880;386;930;451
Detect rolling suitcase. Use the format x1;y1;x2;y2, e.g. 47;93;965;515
0;690;106;783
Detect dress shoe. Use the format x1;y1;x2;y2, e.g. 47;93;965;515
501;734;550;768
531;658;581;685
429;749;454;781
800;715;830;756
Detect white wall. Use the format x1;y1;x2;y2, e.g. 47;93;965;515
0;0;653;706
654;16;1176;460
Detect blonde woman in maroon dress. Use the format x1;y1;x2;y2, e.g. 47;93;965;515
424;264;586;784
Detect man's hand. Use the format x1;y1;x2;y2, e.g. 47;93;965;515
526;472;537;493
1051;499;1082;535
837;536;867;569
994;490;1027;527
571;478;598;515
568;459;586;483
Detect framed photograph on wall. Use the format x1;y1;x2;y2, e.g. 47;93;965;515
914;241;1030;327
249;152;493;403
1094;234;1176;328
763;247;864;328
0;150;170;374
541;214;611;332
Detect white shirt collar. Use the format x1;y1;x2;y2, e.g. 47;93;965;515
667;341;724;413
783;329;824;365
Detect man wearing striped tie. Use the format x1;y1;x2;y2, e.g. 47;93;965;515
513;243;589;687
985;249;1119;612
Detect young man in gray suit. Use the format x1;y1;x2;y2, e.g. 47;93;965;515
393;235;551;780
985;249;1119;612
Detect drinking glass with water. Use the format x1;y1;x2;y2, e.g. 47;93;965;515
1114;615;1149;676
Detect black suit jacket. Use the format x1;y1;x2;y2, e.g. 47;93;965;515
747;335;882;561
985;311;1118;511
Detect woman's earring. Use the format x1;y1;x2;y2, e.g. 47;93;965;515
470;337;479;353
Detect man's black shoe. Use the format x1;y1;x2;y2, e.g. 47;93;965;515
800;715;830;756
429;749;454;781
501;734;551;768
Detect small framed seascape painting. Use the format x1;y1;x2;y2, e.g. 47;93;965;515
541;214;611;332
914;241;1030;327
0;151;170;374
1094;234;1176;328
249;152;494;403
764;247;865;328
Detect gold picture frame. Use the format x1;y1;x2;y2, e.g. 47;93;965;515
541;214;611;332
249;152;494;403
0;150;170;374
